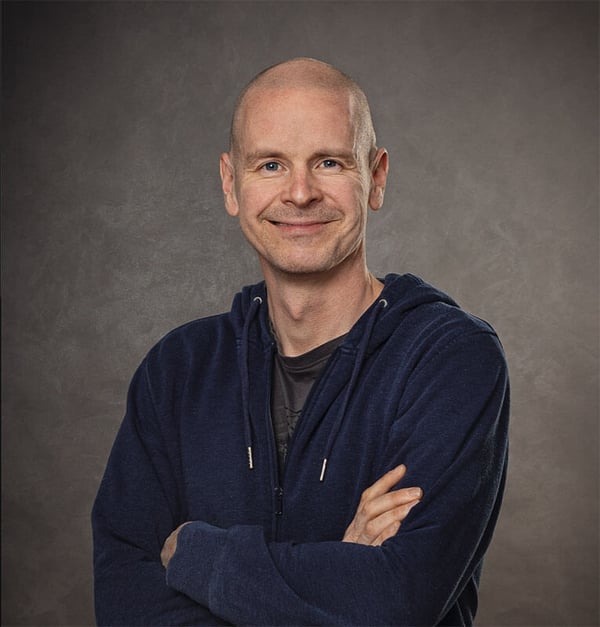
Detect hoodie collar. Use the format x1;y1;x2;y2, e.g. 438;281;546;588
232;274;458;479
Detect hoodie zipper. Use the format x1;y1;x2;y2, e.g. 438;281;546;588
262;299;385;535
274;486;284;516
263;344;286;539
269;348;347;542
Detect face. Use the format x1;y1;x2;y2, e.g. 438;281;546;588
220;86;388;280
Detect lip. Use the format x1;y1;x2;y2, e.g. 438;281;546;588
268;220;332;234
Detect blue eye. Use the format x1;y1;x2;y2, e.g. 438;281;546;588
262;162;280;172
322;160;339;168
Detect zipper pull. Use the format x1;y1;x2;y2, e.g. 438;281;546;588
274;486;284;516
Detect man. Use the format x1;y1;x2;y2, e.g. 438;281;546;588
92;58;509;626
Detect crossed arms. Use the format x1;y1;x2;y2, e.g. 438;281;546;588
92;329;508;625
161;464;423;565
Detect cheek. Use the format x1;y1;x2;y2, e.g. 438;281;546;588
237;181;280;214
328;177;369;205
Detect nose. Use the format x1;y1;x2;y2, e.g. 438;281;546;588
281;167;323;208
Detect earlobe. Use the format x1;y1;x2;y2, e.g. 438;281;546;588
220;153;239;217
369;187;385;212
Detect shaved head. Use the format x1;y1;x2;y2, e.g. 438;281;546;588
229;58;377;163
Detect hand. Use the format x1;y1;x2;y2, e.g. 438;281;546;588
342;464;422;546
161;522;190;568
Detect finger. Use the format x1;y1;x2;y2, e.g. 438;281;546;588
160;522;189;567
361;499;421;543
372;520;401;546
361;464;407;500
359;486;422;520
160;534;175;567
378;486;423;507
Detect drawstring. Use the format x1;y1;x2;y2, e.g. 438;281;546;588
240;295;263;470
319;298;388;482
239;293;388;481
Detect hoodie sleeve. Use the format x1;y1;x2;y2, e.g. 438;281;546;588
91;362;229;627
165;329;510;626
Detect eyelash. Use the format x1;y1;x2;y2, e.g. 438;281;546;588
262;162;280;172
260;159;340;172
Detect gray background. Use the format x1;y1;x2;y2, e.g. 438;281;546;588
2;1;598;625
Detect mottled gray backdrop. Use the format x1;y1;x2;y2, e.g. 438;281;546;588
2;1;598;625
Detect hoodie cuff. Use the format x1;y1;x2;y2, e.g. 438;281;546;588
165;521;228;606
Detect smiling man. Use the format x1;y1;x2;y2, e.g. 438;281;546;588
219;64;388;359
92;58;509;626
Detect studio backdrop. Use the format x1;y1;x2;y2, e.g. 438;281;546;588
2;1;598;625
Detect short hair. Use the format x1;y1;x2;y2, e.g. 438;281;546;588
229;58;377;162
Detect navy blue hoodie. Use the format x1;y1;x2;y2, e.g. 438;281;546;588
92;273;509;626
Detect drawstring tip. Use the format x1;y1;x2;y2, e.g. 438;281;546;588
247;446;254;470
319;458;328;482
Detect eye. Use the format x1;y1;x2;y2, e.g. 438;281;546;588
321;159;340;169
261;162;280;172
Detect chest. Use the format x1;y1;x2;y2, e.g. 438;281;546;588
176;345;408;542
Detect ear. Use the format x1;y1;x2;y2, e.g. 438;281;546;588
220;152;239;217
368;148;389;211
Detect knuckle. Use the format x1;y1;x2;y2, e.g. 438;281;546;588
365;520;378;536
362;501;375;518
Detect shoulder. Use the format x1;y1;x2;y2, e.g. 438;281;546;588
140;312;236;378
379;274;507;371
408;310;508;396
154;312;233;350
382;273;501;340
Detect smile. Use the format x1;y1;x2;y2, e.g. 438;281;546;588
269;221;328;226
268;220;332;234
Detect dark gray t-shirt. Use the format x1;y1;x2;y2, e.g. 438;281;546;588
271;334;346;474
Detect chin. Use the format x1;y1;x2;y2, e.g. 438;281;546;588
258;244;363;278
268;256;350;278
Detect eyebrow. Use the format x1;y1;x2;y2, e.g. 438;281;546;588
244;150;286;162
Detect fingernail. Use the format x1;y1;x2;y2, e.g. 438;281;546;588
408;488;422;499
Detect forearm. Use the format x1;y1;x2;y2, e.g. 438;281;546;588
165;515;479;626
94;531;226;625
93;502;229;626
166;428;507;627
166;522;386;625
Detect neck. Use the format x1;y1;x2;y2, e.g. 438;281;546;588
263;263;384;357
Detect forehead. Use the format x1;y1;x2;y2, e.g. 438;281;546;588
237;86;358;154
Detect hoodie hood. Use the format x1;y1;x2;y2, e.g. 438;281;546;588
231;273;460;479
232;273;458;348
